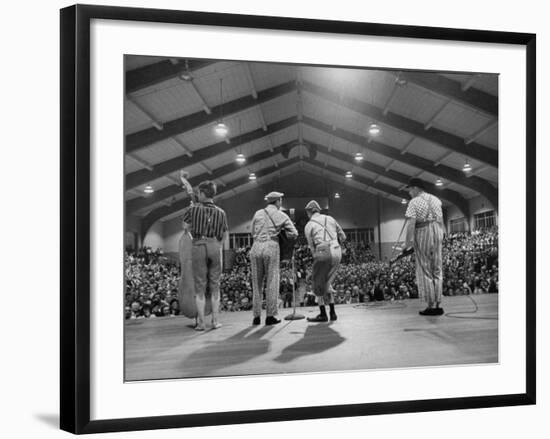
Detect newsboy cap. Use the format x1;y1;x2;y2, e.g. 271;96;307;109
305;200;322;212
265;191;284;202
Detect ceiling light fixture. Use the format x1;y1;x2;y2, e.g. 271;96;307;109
214;78;228;137
144;184;154;194
401;198;407;205
354;152;364;161
249;172;257;181
334;192;341;199
180;60;193;81
345;171;353;179
235;152;246;164
463;161;472;173
214;122;228;137
435;178;443;186
368;122;381;136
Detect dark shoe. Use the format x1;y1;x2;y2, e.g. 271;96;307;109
265;316;281;325
307;314;329;322
419;307;437;316
252;316;261;325
434;307;444;315
329;312;338;321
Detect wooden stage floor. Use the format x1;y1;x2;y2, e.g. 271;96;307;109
124;294;498;382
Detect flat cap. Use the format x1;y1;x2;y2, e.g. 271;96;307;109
405;178;426;190
305;200;322;212
265;191;284;201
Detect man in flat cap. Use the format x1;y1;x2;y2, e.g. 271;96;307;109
249;192;298;325
304;200;346;322
403;178;446;316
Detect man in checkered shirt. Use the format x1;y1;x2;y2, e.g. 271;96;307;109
403;178;446;316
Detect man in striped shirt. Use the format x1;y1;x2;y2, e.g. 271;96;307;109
182;180;229;330
404;178;446;316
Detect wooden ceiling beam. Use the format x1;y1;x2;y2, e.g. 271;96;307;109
301;80;498;168
126;58;216;94
126;80;296;154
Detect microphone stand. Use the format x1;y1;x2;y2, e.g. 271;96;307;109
284;254;305;321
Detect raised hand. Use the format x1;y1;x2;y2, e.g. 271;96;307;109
179;170;194;198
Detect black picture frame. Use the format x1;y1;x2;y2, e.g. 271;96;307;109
60;4;536;434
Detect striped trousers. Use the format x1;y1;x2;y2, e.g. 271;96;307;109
250;240;280;318
413;222;443;305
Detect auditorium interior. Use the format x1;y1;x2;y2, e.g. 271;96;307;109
123;56;499;380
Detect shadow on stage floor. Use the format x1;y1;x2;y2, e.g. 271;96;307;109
274;322;346;363
181;326;274;375
124;295;499;381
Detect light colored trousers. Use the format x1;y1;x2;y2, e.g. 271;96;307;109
250;240;280;318
312;241;342;304
191;238;222;301
413;222;444;305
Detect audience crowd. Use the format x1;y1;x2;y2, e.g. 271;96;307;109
125;228;498;319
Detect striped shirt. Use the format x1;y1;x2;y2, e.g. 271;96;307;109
182;201;228;240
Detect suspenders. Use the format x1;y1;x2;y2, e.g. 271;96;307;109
309;216;335;242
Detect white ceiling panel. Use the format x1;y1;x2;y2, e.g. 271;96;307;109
125;155;146;174
439;152;485;171
303;67;392;108
389;83;449;124
475;167;498;184
389;160;423;176
130;78;205;122
374;125;413;149
134;138;188;165
470;74;498;96
270;125;299;146
441;72;498;97
406;138;448;161
472;122;498;149
124;99;156;134
192;62;251;105
361;150;394;168
249;62;296;90
376;175;403;188
260;92;298;125
431;101;494;139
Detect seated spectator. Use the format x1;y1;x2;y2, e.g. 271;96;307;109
124;228;498;318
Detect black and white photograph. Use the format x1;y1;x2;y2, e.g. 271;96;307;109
1;0;542;436
124;57;499;381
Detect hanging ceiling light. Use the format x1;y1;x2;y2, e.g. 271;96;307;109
345;171;353;179
368;122;381;136
144;184;154;194
214;78;228;137
214;122;228;137
179;60;193;81
463;161;472;173
235;152;246;164
248;172;257;181
401;198;407;205
334;192;341;199
435;178;443;186
354;152;364;161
